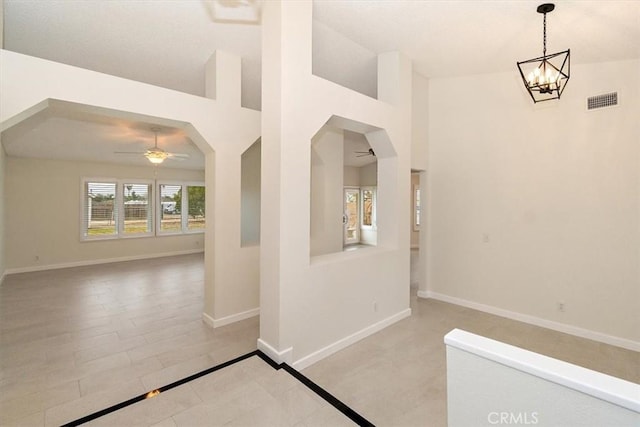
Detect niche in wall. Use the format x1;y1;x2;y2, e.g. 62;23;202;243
241;138;261;247
310;116;390;257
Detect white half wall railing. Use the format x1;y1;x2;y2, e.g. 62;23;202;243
445;329;640;427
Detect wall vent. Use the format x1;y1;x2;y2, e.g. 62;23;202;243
587;92;618;111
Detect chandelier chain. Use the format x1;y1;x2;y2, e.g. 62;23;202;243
543;12;547;57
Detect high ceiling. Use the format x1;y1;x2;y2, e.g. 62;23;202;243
2;0;639;169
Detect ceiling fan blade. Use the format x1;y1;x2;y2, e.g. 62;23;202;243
167;153;190;158
114;151;146;155
354;148;375;156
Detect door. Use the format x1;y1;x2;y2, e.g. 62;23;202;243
344;187;360;245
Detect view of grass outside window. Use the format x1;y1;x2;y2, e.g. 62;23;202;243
83;179;204;240
85;182;117;237
123;183;152;235
159;183;206;233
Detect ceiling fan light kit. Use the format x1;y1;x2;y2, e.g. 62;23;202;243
114;127;189;165
145;150;169;164
517;3;570;103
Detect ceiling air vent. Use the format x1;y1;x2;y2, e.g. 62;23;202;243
587;92;618;111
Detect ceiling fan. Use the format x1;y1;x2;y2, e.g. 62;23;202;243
355;148;376;158
115;128;189;165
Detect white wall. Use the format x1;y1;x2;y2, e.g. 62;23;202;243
412;72;429;292
260;0;412;368
343;166;360;187
312;20;377;100
241;139;261;247
310;126;344;257
411;71;429;171
5;157;204;271
0;0;3;49
0;4;3;280
0;140;6;283
426;59;640;347
358;162;377;186
203;51;262;325
446;329;640;427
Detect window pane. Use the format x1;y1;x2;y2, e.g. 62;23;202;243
123;183;152;235
362;189;373;226
85;182;116;237
415;187;421;227
160;184;182;232
345;190;359;241
187;186;206;231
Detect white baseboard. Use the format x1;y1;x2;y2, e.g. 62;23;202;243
292;308;412;371
4;249;204;275
422;291;640;352
202;312;215;329
257;338;293;365
202;308;260;329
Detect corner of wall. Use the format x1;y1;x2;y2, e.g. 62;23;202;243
411;71;429;171
0;138;5;285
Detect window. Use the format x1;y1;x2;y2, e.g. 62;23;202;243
157;182;206;234
83;181;117;238
344;188;360;245
186;185;206;231
123;183;153;236
159;184;182;233
413;184;421;230
82;178;204;241
361;187;375;228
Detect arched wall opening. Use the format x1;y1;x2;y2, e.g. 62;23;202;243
1;100;211;273
310;116;396;258
0;50;262;329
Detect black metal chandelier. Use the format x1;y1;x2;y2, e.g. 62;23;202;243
517;3;570;103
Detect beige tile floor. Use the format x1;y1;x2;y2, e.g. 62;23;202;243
1;254;638;426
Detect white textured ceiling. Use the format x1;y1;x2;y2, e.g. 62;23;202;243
314;0;640;85
2;108;205;170
2;0;639;169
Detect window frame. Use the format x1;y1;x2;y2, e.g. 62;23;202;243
81;178;119;241
184;183;206;233
81;178;204;242
360;186;377;230
119;181;155;239
156;181;206;236
413;184;421;231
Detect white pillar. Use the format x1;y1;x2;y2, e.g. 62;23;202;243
203;51;260;326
